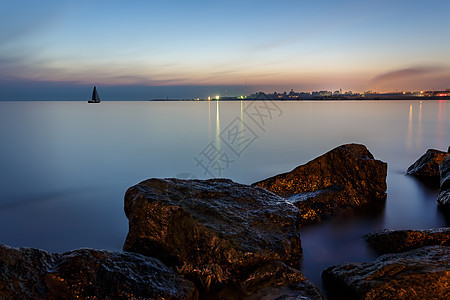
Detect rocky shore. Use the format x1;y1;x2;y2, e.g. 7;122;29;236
253;144;387;226
321;147;450;299
406;147;450;214
438;155;450;213
322;245;449;300
123;178;305;296
364;228;450;255
406;148;449;179
406;148;449;189
323;228;450;300
0;244;198;299
1;144;449;299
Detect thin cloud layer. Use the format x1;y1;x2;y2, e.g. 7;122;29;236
372;66;447;86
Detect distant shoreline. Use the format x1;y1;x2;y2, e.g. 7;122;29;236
0;97;448;102
150;96;449;101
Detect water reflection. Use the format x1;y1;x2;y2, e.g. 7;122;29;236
0;100;448;291
208;100;212;138
300;215;383;291
416;101;423;148
437;100;447;149
406;104;413;150
404;100;446;152
216;100;221;151
240;100;244;132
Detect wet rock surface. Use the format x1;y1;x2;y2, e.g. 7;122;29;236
0;244;198;300
207;261;324;300
240;261;324;300
438;155;450;211
364;228;450;255
123;178;303;292
406;148;449;181
253;144;387;226
322;245;450;300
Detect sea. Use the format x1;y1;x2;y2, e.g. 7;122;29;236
0;100;448;289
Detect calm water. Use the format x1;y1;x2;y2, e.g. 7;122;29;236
0;100;448;289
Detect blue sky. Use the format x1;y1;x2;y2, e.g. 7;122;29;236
1;0;449;99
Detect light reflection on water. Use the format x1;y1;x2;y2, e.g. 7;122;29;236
0;100;447;289
417;101;423;148
406;104;413;149
216;100;221;151
438;100;447;148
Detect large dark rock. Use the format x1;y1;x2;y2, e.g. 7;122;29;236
322;246;450;300
406;148;449;180
253;144;387;226
0;244;198;300
438;155;450;211
364;228;450;255
123;178;302;291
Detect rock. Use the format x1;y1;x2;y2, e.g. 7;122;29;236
207;261;324;299
438;155;450;211
406;148;449;180
240;261;324;300
0;244;198;300
253;144;387;226
322;245;450;300
123;178;302;292
364;228;450;255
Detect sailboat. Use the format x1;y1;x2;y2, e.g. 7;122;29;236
88;86;101;103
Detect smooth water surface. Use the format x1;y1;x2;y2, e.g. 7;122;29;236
0;100;448;289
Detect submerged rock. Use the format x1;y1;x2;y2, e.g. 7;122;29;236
364;228;450;255
322;246;450;300
123;178;302;291
406;148;449;181
253;144;387;226
438;155;450;211
0;244;198;300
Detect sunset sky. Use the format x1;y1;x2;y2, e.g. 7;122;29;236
1;0;450;100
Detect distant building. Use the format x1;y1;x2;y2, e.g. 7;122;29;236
319;91;332;97
287;89;300;99
435;91;450;97
424;90;450;97
244;88;448;101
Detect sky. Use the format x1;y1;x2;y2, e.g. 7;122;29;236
1;0;450;100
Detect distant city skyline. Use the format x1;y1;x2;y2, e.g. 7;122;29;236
1;0;449;100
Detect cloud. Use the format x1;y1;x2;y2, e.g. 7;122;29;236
371;66;447;86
